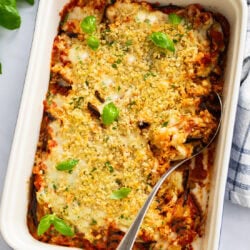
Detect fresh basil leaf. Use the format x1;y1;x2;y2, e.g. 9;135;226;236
0;3;21;30
37;214;54;236
81;15;96;34
110;187;131;200
2;0;16;6
168;13;182;25
87;36;100;50
56;159;79;171
53;217;74;236
101;102;119;125
150;32;175;52
0;0;34;71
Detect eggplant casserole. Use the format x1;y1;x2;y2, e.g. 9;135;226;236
27;0;229;249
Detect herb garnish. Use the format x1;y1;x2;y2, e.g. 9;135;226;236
0;0;20;30
80;15;96;34
70;96;84;109
25;0;34;4
90;218;97;225
80;15;100;50
56;159;79;171
144;71;156;80
0;0;34;29
60;13;69;27
87;36;100;50
0;0;35;74
52;184;57;191
125;40;132;46
37;214;74;236
162;121;169;127
150;32;175;52
168;13;183;25
105;161;114;173
110;187;131;200
112;63;117;69
101;102;119;125
112;59;122;69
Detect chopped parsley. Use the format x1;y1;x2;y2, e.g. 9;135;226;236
105;162;114;173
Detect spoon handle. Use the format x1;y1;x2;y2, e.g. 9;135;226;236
117;160;186;250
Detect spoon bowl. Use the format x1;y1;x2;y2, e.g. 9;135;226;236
117;92;222;250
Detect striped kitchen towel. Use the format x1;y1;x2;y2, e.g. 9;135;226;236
225;1;250;207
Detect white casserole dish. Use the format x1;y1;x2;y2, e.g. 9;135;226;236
0;0;247;249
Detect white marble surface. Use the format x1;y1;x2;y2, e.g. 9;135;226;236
0;1;250;249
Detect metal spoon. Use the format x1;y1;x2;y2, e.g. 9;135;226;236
117;92;222;250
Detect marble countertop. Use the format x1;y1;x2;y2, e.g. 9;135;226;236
0;1;250;249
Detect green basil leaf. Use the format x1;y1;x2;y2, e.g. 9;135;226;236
101;102;119;125
87;36;100;50
110;187;131;200
37;214;54;236
53;217;74;236
0;63;2;74
81;15;96;34
168;13;182;25
150;32;175;52
2;0;16;7
0;3;21;30
56;159;79;171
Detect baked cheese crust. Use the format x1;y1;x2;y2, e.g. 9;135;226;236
27;1;229;249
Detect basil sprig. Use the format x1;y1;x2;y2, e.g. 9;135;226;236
150;32;175;52
87;36;100;51
37;214;74;236
81;15;100;51
56;159;79;171
0;0;34;30
101;102;119;125
110;187;131;200
0;0;21;30
0;0;34;74
81;15;96;34
168;13;182;25
53;217;75;236
37;214;53;236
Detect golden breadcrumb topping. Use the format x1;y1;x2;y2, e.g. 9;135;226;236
28;1;227;249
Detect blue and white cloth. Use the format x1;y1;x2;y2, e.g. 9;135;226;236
225;1;250;207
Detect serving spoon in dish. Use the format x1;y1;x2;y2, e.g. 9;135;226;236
117;92;222;250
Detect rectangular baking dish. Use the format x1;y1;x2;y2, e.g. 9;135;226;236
0;0;247;249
